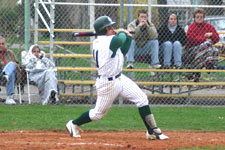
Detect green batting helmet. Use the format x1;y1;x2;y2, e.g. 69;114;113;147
94;16;116;35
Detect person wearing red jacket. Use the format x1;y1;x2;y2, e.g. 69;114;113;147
184;8;220;82
186;10;219;48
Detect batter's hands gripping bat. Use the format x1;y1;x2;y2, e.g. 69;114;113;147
72;31;135;37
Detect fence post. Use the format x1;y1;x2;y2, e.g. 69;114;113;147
24;0;30;51
50;0;55;61
34;0;39;44
120;0;124;28
148;0;151;21
89;0;96;81
127;0;134;23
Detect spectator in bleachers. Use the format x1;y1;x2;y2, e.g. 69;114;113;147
22;44;59;105
158;13;187;69
0;36;21;105
126;9;161;71
184;8;220;82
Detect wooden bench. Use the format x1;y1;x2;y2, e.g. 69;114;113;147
50;52;225;63
58;80;96;102
56;67;225;94
56;66;225;95
58;79;225;104
34;28;225;48
38;41;92;45
45;46;225;99
56;66;225;73
52;51;225;98
53;53;93;58
35;29;225;104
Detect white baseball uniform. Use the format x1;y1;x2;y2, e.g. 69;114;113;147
66;16;168;139
89;32;149;121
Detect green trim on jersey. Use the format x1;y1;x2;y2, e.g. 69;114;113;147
121;35;132;56
110;31;132;58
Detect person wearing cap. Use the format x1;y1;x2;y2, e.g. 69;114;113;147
66;16;168;140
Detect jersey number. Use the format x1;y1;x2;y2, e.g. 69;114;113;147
93;49;99;68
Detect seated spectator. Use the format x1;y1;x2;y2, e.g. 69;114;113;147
0;36;21;105
184;8;220;82
158;13;187;69
126;9;161;71
22;44;59;105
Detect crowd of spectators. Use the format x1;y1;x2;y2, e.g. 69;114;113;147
126;8;220;79
0;8;221;105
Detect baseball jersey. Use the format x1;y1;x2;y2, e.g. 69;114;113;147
92;32;132;77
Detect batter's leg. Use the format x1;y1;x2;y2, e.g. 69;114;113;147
67;79;121;137
119;74;168;140
89;79;120;121
71;87;117;126
66;96;115;138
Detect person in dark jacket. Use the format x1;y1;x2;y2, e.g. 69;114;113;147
158;13;187;68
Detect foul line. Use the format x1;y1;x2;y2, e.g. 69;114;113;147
57;142;124;147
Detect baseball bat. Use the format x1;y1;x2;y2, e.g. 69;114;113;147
72;31;135;37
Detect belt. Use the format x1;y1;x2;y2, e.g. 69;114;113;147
98;72;121;81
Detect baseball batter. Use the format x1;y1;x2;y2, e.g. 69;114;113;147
66;16;168;140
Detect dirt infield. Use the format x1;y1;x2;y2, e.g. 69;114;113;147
1;130;225;150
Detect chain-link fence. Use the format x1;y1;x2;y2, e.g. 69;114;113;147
1;0;225;106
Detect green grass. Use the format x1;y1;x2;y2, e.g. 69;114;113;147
0;105;225;131
170;145;225;150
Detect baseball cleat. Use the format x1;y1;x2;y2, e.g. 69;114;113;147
157;133;169;140
66;120;81;138
146;131;157;140
146;128;169;140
